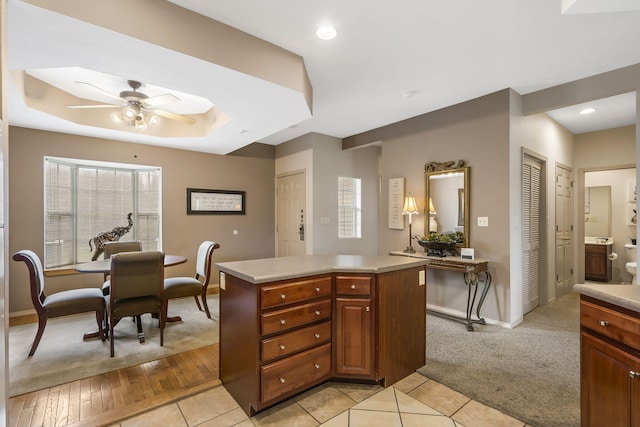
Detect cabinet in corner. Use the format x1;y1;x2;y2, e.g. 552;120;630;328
334;274;375;378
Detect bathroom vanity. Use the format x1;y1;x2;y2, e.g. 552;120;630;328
584;242;612;282
216;255;428;416
574;283;640;426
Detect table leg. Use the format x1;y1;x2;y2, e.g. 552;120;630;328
463;270;492;331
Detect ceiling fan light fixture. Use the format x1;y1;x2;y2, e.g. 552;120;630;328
134;114;146;129
123;104;139;120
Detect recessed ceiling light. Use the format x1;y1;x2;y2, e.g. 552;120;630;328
579;107;596;115
316;25;337;40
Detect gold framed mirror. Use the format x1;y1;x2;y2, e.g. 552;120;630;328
424;163;470;247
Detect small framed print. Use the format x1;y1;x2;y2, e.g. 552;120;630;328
187;188;246;215
388;178;405;229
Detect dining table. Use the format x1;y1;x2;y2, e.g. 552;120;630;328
75;254;188;342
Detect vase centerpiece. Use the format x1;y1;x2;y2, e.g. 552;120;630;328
415;231;464;257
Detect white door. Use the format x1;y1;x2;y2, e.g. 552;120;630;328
276;172;306;257
555;164;574;296
522;156;542;314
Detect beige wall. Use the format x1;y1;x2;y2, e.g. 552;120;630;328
8;126;275;313
362;90;513;324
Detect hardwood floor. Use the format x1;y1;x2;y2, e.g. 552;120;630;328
8;344;220;427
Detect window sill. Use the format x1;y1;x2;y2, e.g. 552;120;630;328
44;266;82;277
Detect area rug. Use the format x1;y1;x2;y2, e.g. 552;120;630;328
9;295;219;397
418;291;580;427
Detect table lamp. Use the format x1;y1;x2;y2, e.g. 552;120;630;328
402;195;420;253
428;197;438;233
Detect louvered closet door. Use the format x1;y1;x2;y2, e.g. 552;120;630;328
522;156;542;314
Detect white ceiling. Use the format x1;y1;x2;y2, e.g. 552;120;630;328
7;0;640;155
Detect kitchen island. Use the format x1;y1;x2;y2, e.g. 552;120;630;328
216;255;428;416
574;283;640;426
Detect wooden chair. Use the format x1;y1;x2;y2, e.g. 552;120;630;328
102;240;143;282
164;241;220;319
107;251;165;357
12;250;106;356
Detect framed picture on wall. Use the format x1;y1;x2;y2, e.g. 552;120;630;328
187;188;246;214
388;178;405;229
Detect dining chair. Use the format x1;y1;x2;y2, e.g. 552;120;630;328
164;241;220;319
12;250;106;356
108;251;166;357
102;240;143;283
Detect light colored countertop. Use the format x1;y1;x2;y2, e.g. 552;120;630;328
216;254;428;284
574;283;640;313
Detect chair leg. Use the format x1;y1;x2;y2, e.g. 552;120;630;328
194;295;203;312
200;289;212;319
110;316;116;357
95;310;106;342
160;304;167;347
28;316;48;357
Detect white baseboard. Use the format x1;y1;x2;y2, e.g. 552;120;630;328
426;303;514;329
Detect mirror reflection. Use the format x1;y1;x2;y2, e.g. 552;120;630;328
584;185;611;237
424;166;470;247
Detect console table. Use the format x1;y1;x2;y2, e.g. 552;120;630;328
391;251;491;331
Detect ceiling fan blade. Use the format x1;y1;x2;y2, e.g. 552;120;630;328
153;109;196;125
74;81;126;104
66;104;120;109
143;93;180;107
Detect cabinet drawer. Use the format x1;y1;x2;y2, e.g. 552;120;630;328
261;276;332;309
261;343;331;403
581;300;640;350
261;321;332;362
261;299;331;336
336;275;372;296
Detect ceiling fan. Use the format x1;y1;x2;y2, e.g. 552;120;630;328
66;79;196;127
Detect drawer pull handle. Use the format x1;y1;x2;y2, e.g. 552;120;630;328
599;320;609;327
315;310;321;316
315;333;320;339
351;284;356;290
280;319;286;325
631;371;640;378
280;377;286;384
280;294;286;300
279;344;286;350
314;363;320;369
315;287;320;293
366;306;370;312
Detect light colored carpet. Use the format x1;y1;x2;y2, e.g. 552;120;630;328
9;294;219;397
418;291;580;427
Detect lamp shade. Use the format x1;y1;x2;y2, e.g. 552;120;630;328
428;197;436;214
402;195;420;215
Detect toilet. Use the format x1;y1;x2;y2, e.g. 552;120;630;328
625;243;637;285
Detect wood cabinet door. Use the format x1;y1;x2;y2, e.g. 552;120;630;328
585;245;607;281
581;332;640;427
335;297;373;378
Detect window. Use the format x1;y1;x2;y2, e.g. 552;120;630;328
44;157;161;268
338;176;361;239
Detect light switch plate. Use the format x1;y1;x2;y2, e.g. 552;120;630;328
477;216;489;227
220;272;226;290
419;269;425;286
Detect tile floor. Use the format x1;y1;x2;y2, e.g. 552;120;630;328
109;373;529;427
